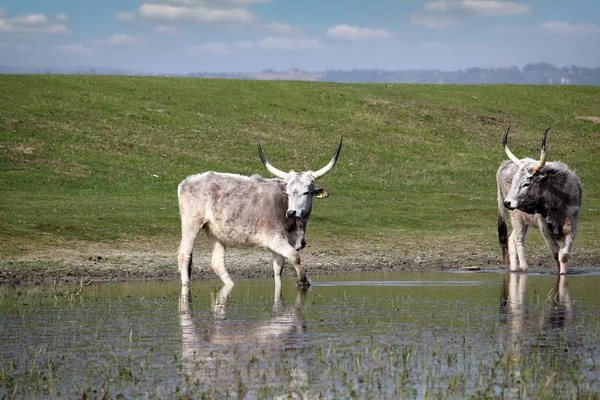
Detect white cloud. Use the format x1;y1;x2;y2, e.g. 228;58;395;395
137;4;255;24
424;1;530;17
102;33;146;46
41;25;70;34
258;36;323;51
413;0;531;29
325;25;392;40
0;12;69;36
11;14;48;26
55;13;68;22
59;43;94;55
0;19;11;32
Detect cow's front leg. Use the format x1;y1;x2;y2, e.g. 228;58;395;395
507;232;521;272
272;252;285;286
509;215;528;272
269;238;310;287
212;283;233;319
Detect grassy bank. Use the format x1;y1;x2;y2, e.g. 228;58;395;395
1;75;599;280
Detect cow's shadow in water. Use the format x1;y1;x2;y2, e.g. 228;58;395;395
179;283;309;396
500;273;576;393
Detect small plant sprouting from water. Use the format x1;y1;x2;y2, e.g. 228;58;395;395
52;280;93;305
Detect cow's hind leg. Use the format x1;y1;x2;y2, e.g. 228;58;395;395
540;222;563;274
557;228;576;275
269;238;309;287
207;234;234;286
178;218;201;289
557;237;573;275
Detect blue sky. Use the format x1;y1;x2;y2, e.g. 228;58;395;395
1;0;599;73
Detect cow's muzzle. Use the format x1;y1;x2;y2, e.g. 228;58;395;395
286;210;307;219
503;200;516;210
296;239;306;251
286;210;298;219
504;200;536;214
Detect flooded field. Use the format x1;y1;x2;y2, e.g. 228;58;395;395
1;270;600;399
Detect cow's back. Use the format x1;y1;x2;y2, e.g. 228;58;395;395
178;172;288;246
496;160;519;200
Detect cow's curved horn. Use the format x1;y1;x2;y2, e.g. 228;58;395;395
533;127;549;172
258;142;288;179
311;137;343;180
503;126;522;167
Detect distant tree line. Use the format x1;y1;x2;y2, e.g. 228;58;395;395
317;63;600;85
2;62;599;85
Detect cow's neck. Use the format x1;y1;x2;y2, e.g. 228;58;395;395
535;187;567;239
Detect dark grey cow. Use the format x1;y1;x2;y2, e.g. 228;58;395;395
177;138;342;288
496;126;582;274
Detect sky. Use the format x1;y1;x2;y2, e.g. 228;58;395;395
1;0;599;74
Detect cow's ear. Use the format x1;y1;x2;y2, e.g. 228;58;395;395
540;168;556;182
314;187;329;198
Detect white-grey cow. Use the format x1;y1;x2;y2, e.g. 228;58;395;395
496;126;582;274
177;138;342;288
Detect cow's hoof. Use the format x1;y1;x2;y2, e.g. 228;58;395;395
297;279;311;288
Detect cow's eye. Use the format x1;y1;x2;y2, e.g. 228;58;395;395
302;191;310;196
523;182;530;188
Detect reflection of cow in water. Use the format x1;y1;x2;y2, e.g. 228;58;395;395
178;284;309;397
502;274;573;337
501;273;575;394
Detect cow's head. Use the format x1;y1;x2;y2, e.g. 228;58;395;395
502;126;554;214
258;137;343;220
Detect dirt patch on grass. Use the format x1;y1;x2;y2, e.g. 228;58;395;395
575;116;600;124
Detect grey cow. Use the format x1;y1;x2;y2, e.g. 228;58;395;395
177;138;342;288
496;126;582;275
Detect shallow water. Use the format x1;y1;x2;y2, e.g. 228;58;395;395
1;270;600;398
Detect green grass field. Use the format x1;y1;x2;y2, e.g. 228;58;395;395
1;75;599;273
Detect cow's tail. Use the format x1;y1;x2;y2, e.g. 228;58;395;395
497;184;509;264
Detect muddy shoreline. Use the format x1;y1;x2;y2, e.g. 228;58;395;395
2;246;597;286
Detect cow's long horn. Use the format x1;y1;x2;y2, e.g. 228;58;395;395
533;128;549;172
258;142;288;179
503;126;522;167
311;137;343;180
